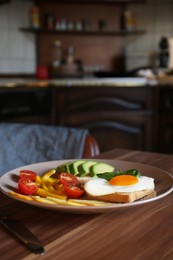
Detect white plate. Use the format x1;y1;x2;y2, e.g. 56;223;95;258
0;159;173;214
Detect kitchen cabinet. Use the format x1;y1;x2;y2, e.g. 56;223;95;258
51;86;157;152
2;82;173;154
158;86;173;154
0;87;51;124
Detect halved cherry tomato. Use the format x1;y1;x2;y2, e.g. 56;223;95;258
18;178;38;195
64;184;84;198
19;170;37;182
59;173;78;186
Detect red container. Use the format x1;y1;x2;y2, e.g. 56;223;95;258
36;65;48;79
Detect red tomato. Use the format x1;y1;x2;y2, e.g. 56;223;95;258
64;184;84;198
19;170;37;182
18;178;38;195
59;173;78;186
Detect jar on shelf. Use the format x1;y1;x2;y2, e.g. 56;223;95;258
50;40;62;76
55;17;61;31
66;45;75;64
67;21;75;31
120;9;134;31
30;6;40;29
76;20;83;31
45;13;55;30
60;18;68;31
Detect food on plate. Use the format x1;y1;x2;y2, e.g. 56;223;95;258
18;178;38;195
98;168;141;180
9;160;156;207
36;187;67;200
69;160;86;175
84;175;155;203
56;160;115;177
9;191;33;201
19;170;37;182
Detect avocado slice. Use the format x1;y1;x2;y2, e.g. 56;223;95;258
90;162;115;176
78;160;98;176
56;162;71;173
56;160;115;178
68;160;86;176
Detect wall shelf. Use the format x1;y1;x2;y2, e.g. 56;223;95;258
22;0;147;73
20;28;146;36
35;0;146;4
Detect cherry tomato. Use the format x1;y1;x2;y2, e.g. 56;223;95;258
64;184;84;198
19;170;37;182
18;178;38;195
59;173;78;186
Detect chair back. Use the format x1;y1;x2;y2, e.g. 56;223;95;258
0;123;100;175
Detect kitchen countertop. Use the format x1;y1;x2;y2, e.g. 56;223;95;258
0;77;158;88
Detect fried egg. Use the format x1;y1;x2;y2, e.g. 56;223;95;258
84;175;155;196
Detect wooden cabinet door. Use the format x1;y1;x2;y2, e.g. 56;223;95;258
158;87;173;154
51;86;157;152
0;89;51;124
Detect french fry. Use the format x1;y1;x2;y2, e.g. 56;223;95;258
66;201;86;206
9;191;33;201
68;199;114;206
46;196;77;206
32;196;57;204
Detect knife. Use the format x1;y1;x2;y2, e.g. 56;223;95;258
0;210;44;255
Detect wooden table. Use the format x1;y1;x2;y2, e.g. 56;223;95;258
0;148;173;260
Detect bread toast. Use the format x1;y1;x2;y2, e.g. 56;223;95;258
86;189;156;203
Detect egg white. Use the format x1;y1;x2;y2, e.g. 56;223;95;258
84;176;155;196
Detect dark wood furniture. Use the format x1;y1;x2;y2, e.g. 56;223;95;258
51;86;158;152
82;134;100;158
0;148;173;259
0;86;52;124
1;83;173;154
158;86;173;154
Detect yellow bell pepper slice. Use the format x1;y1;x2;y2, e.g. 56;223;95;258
35;175;42;184
41;182;49;191
41;169;56;182
47;177;59;184
35;187;67;200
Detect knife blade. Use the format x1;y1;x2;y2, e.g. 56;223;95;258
0;210;44;255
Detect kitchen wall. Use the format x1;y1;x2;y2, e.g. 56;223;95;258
126;0;173;71
0;0;35;73
0;0;173;74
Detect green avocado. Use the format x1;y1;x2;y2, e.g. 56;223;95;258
56;160;115;178
90;162;115;176
78;160;98;176
68;160;85;176
56;162;71;173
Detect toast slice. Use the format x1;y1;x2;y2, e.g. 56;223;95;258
85;189;156;203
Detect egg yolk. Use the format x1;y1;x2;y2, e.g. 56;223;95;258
109;175;138;186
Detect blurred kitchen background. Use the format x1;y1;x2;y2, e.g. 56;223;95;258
1;0;173;155
0;0;173;76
